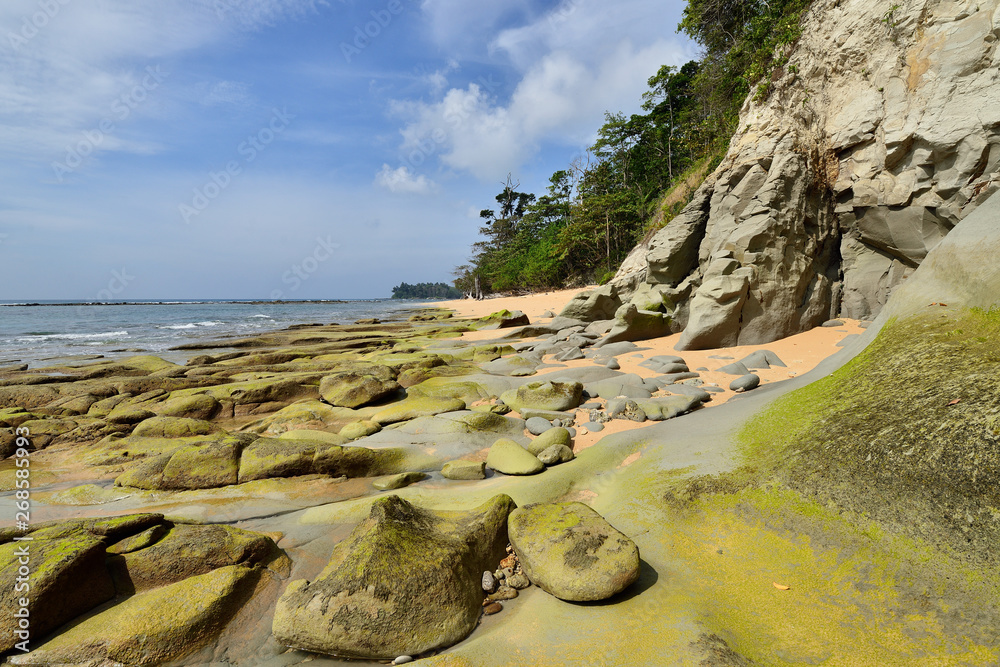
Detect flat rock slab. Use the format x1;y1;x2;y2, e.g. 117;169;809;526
371;397;467;425
272;495;515;660
508;502;639;602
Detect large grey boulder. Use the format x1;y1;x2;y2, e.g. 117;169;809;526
558;285;621;322
596;304;672;347
508;502;640;602
272;495;515;660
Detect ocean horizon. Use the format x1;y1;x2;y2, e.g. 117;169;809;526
0;299;436;369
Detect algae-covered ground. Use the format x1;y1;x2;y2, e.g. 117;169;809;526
1;303;998;665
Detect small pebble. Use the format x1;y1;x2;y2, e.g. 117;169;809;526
567;427;577;437
605;359;620;370
583;422;605;433
487;586;519;601
507;572;530;589
494;569;505;580
482;570;497;593
484;602;503;615
393;657;414;665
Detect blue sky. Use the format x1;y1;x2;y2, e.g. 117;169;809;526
0;0;695;300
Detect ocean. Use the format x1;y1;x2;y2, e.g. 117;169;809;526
0;300;426;369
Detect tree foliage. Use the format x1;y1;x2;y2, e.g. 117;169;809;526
391;282;462;299
454;0;813;294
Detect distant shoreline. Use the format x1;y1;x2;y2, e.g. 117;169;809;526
0;299;393;308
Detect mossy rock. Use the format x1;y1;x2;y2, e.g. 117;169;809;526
158;438;242;490
441;460;487;481
238;438;316;482
106;405;157;425
339;420;381;440
206;377;318;406
43;393;101;416
272;494;516;659
371;396;466;425
476;309;529;329
0;527;116;653
372;471;427;491
16;418;78;437
319;371;401;409
508;502;640;601
132;416;220;438
155;393;221;421
313;445;408;478
0;408;38;428
255;400;367;436
106;522;275;595
115;453;174;489
15;565;258;666
87;393;132;418
500;380;583;413
538;444;575;465
120;355;179;373
526;427;572;455
486;439;544;476
406;378;491;404
0;385;60;410
277;429;349;445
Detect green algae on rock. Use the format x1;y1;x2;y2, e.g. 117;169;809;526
442;460;487;480
371;395;466;425
13;565;259;667
525;426;572;455
508;502;640;602
272;494;516;659
486;438;544;476
500;380;583;413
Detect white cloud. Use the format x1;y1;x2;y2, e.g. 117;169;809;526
390;0;694;181
375;164;435;194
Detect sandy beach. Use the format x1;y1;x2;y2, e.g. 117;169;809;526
431;287;865;450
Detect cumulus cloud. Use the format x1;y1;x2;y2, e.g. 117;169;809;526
375;164;435;194
391;0;693;181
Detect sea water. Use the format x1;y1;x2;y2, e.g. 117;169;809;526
0;300;425;368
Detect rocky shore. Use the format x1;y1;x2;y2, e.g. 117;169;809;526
1;229;999;665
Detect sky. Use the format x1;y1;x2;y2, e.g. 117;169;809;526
0;0;696;300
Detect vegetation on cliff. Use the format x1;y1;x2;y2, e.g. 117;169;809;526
454;0;813;295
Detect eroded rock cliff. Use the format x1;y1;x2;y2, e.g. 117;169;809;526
612;0;1000;348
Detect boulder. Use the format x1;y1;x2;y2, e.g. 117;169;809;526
596;304;673;346
320;370;401;409
478;310;530;329
486;439;544;476
537;444;574;466
160;438;242;490
500;381;583;413
675;263;752;350
155;393;221;420
272;494;516;659
132;416;219;438
636;396;701;421
558;285;621;322
737;350;786;370
526;427;572;456
730;374;761;392
441;460;487;480
508;502;640;602
238;437;315;482
339;420;382;440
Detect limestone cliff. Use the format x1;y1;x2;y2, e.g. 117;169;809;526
611;0;1000;349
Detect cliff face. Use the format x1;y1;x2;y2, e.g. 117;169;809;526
613;0;1000;349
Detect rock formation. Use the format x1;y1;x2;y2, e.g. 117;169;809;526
607;0;1000;348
